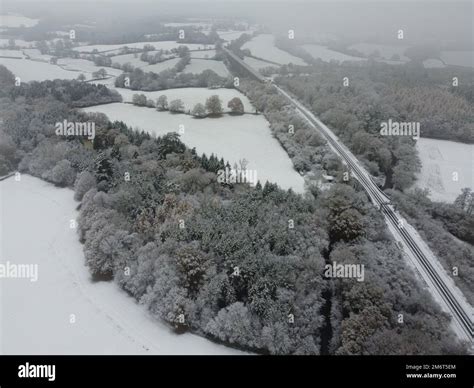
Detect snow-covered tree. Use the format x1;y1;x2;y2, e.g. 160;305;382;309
84;220;128;279
92;68;107;79
454;188;473;214
191;103;206;118
49;159;76;187
205;95;223;116
227;97;244;115
74;170;97;201
156;95;168;110
169;99;185;113
205;302;262;348
132;94;147;106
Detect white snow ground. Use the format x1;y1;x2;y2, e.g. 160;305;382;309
242;34;306;65
348;43;410;62
0;39;36;48
183;59;229;77
301;44;365;63
0;14;39;28
0;175;243;355
243;56;276;71
0;58;89;82
83;103;305;193
415;138;474;203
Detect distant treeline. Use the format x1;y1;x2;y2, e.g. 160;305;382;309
275;61;473;191
115;66;232;91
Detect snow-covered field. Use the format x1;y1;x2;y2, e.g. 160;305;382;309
0;14;39;28
190;49;216;59
83;103;305;193
115;87;255;113
110;52;150;67
243;56;276;70
183;59;229;77
301;44;365;63
0;38;36;48
0;49;24;58
440;50;473;68
23;48;53;62
0;175;243;354
242;34;306;65
0;56;122;82
349;43;410;62
74;41;213;54
0;58;88;82
423;58;446;69
217;30;255;42
164;22;211;29
415;138;473;203
57;58;122;77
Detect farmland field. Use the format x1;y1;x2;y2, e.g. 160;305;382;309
1;175;242;355
440;50;474;68
0;13;39;28
301;44;365;63
164;22;211;28
183;59;229;77
0;49;24;58
83;102;305;193
423;58;446;68
23;48;53;62
0;58;89;82
243;56;276;70
57;58;123;77
141;57;181;73
109;52;150;67
348;43;410;62
415;138;473;203
217;30;256;42
242;34;306;65
0;38;36;48
190;49;216;59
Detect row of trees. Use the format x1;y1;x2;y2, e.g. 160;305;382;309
140;49;171;65
5;76;121;108
131;93;245;117
115;66;231;91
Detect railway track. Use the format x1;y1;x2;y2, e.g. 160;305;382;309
275;84;473;342
222;46;473;342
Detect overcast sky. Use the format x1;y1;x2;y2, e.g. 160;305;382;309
1;0;471;46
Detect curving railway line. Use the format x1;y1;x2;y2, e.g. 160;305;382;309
276;84;473;343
